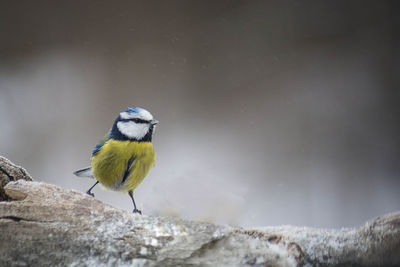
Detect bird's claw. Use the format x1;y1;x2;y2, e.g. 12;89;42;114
86;191;95;197
133;209;142;215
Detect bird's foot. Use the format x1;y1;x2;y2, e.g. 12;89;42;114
133;209;142;215
86;191;95;197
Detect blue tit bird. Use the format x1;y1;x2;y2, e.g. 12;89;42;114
73;107;158;214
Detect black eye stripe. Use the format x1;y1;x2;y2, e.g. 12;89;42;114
120;118;149;124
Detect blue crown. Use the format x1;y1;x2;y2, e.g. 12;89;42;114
123;107;142;114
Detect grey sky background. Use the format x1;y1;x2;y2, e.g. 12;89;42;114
1;1;399;228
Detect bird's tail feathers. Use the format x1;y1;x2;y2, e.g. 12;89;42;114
73;166;94;178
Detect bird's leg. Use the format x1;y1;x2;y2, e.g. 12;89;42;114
86;181;99;197
128;190;142;215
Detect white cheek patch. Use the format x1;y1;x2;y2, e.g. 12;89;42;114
117;121;150;140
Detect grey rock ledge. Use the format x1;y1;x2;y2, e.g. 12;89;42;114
0;180;399;266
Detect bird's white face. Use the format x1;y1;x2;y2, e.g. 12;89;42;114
116;108;155;140
117;121;150;140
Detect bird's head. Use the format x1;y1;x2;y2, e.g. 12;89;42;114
111;107;158;141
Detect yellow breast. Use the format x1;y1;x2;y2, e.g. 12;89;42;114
91;139;156;192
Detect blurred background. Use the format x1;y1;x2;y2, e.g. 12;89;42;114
1;1;399;228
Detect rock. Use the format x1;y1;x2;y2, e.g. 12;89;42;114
0;156;32;201
0;181;296;266
0;158;399;266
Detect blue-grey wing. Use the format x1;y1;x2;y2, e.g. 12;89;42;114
92;131;111;156
73;132;110;178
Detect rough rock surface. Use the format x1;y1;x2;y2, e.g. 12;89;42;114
0;156;32;201
0;158;399;266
